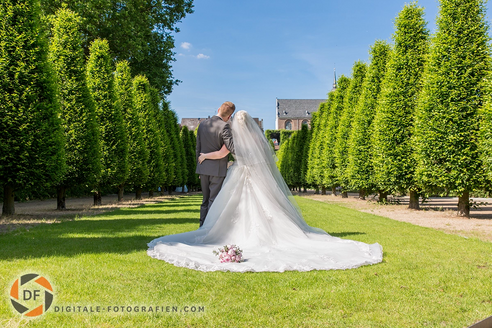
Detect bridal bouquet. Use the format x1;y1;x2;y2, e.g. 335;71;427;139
213;244;243;263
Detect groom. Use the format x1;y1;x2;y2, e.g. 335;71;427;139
196;101;236;227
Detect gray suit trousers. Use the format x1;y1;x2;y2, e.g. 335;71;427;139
199;174;225;227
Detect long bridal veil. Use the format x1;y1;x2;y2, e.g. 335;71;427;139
147;111;383;272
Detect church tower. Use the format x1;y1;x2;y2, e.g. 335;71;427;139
332;68;337;91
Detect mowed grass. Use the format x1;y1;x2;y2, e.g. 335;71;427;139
1;195;492;327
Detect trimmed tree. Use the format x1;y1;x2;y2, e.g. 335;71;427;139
415;0;491;216
347;41;391;200
115;61;149;199
372;3;430;209
132;75;165;199
181;126;196;191
49;8;101;209
306;98;332;193
0;0;66;216
334;61;367;198
321;76;351;195
87;38;128;205
149;87;172;194
296;124;310;191
162;107;187;193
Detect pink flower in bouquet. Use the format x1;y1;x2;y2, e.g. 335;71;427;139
214;244;243;263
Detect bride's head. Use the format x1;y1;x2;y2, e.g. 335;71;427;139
234;110;249;122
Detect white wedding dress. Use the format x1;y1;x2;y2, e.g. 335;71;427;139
147;111;383;272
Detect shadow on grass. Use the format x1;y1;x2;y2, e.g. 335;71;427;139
0;197;202;260
0;217;199;260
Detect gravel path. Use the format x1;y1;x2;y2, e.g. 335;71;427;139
298;191;492;242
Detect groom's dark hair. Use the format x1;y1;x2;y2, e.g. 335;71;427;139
219;101;235;117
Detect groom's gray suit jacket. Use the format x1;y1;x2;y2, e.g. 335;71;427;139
195;115;234;226
195;115;234;177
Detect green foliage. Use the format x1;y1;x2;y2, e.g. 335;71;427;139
415;0;491;195
278;125;315;188
373;3;429;194
334;61;367;190
49;8;101;191
347;41;392;193
188;130;200;186
133;75;165;191
150;87;173;188
40;0;194;96
87;39;128;190
277;136;292;186
280;130;295;146
306;98;332;187
115;61;149;190
0;0;65;193
162;107;187;187
321;76;351;188
180;126;197;187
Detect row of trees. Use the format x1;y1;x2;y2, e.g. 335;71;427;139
279;0;491;217
0;1;197;216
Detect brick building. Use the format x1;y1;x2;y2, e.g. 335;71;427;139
275;99;326;131
275;70;337;131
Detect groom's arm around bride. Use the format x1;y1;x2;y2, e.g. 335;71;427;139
195;101;236;227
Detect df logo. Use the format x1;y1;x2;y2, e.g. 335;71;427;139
9;273;53;317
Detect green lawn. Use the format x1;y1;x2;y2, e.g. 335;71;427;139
1;195;491;327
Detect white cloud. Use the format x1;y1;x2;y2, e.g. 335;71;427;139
196;53;210;59
180;42;192;50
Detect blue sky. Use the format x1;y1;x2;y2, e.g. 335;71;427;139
168;0;492;130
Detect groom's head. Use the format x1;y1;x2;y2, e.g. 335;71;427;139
217;101;235;122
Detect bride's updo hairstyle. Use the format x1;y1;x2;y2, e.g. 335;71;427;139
234;110;248;125
231;110;277;168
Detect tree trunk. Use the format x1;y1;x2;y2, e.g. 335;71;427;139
168;186;173;195
57;186;66;210
2;184;15;216
321;186;326;195
118;184;124;202
359;189;365;200
149;190;154;198
93;191;102;206
136;188;143;200
341;191;348;198
314;187;319;194
409;190;420;210
378;191;388;203
182;186;186;193
332;186;337;196
458;191;470;217
303;187;307;193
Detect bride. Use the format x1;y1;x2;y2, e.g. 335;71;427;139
147;110;383;272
